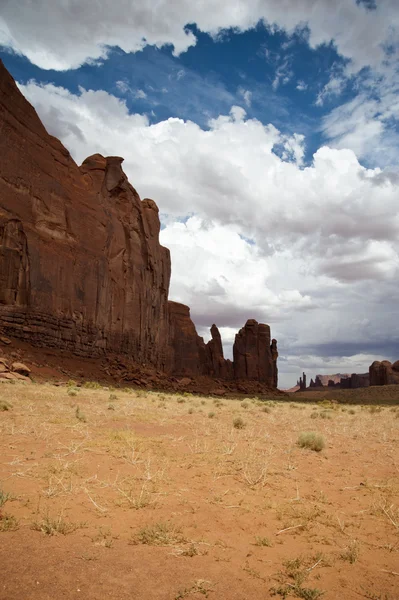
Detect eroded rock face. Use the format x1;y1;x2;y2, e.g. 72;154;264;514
369;360;399;386
340;373;369;389
233;320;277;387
204;324;233;379
166;301;207;376
0;61;171;366
0;61;279;388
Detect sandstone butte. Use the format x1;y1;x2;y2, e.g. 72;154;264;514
0;60;278;390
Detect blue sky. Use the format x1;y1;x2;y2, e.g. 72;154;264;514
1;0;399;387
1;23;357;164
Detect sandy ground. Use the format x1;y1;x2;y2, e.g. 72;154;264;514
0;382;398;600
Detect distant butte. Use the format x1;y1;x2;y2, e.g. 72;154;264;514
0;60;278;393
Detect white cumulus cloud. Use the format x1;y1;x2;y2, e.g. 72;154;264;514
1;0;398;73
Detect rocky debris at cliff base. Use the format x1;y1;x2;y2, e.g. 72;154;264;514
0;356;31;383
0;337;285;396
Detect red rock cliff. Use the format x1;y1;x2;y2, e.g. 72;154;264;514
369;360;399;386
0;61;171;366
233;319;277;387
0;61;278;388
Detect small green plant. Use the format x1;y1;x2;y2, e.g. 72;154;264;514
109;393;118;401
271;555;325;599
108;403;115;410
0;513;19;532
255;536;272;547
233;417;245;429
0;400;12;411
175;579;214;599
67;389;78;397
32;513;85;536
75;406;87;423
271;585;324;599
177;397;186;404
208;411;215;419
131;522;185;546
340;540;359;564
0;489;12;508
91;527;115;548
262;406;271;413
297;432;325;452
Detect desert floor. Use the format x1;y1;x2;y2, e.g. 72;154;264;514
0;382;398;600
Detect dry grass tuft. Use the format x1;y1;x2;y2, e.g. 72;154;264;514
297;432;325;452
130;521;186;546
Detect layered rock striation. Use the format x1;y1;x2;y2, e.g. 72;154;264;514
0;61;278;388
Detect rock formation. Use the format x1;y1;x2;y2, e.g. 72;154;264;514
314;374;350;386
298;372;307;391
369;360;399;386
233;320;277;387
205;324;233;379
0;60;278;389
340;373;369;389
305;372;369;390
0;356;31;383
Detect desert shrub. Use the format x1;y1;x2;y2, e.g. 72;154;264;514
233;416;245;429
0;400;12;411
319;410;333;419
310;412;319;419
83;381;102;389
177;397;186;404
297;432;325;452
340;540;359;564
241;401;249;409
75;406;87;423
262;406;271;413
188;408;194;415
0;514;19;532
109;393;118;401
131;522;185;546
32;514;85;536
67;389;78;397
208;412;215;419
255;536;272;546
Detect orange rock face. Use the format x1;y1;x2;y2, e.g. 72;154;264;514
0;60;278;388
